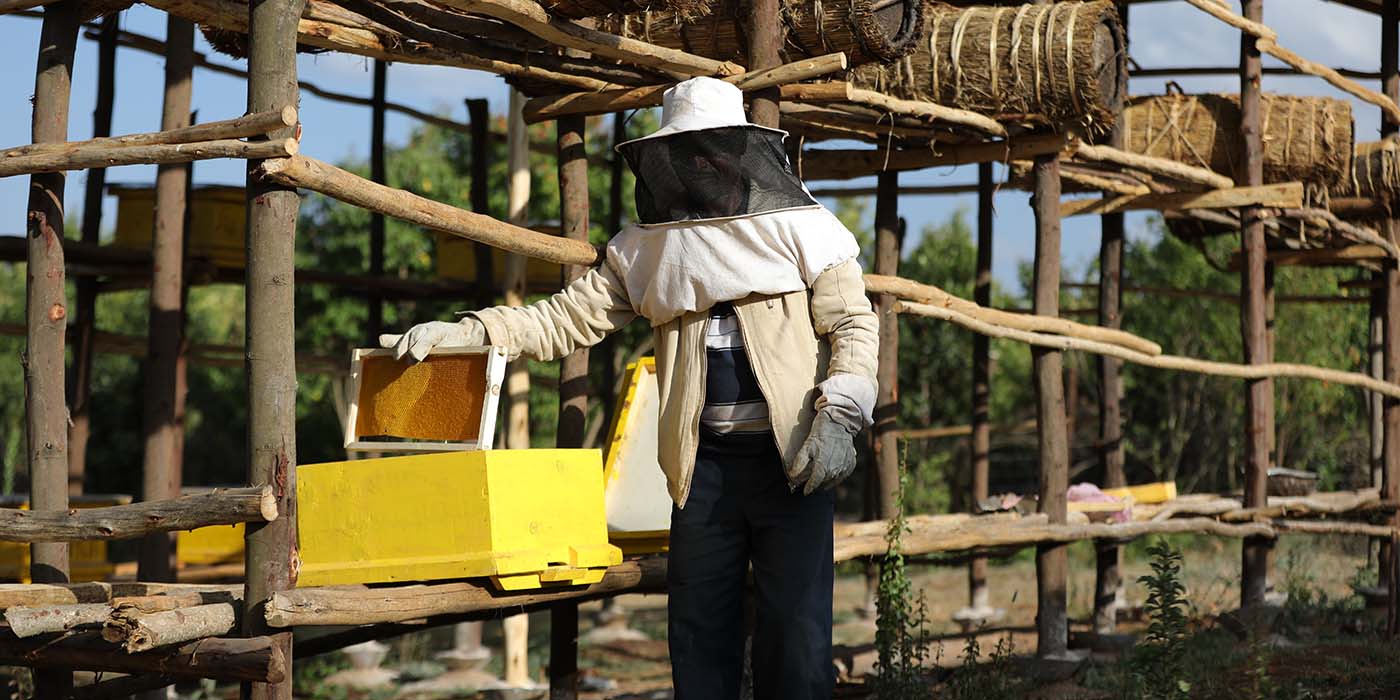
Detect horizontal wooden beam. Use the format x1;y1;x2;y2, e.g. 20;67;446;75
1131;65;1381;81
1227;244;1392;268
258;154;601;267
0;107;294;160
1073;141;1235;190
802;133;1068;181
1061;182;1304;217
0;137;296;179
523;53;845;123
266;557;667;627
431;0;741;78
0;632;285;683
0;487;276;542
808;183;981;197
896;298;1400;399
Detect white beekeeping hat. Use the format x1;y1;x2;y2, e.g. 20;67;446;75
615;76;786;149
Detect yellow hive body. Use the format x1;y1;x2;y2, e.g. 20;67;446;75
0;495;125;583
602;358;671;555
1101;481;1177;505
178;523;246;566
111;185;247;268
436;231;563;293
297;450;622;591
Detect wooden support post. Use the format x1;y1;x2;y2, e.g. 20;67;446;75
968;162;993;614
549;113;589;700
502;87;533;689
1094;1;1128;637
1032;152;1069;659
1239;0;1273;610
1381;0;1400;613
466;98;495;309
745;0;780;128
243;0;306;695
68;13;117;496
873;171;901;520
367;59;386;344
27;3;81;694
138;14;194;586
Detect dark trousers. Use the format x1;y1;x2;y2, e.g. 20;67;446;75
668;429;835;700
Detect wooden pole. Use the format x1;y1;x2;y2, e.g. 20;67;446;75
1031;150;1069;659
1094;1;1128;637
1239;0;1273;610
549;113;590;700
466;98;495;309
968;162;993;615
138;13;193;586
873;171;901;520
367;59;386;345
502;87;533;690
68;12;117;496
745;0;780;128
243;0;305;695
1381;0;1400;611
26;4;80;694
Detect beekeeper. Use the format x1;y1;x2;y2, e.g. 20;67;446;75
381;76;878;700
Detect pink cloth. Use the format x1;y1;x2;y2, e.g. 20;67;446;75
1067;482;1131;523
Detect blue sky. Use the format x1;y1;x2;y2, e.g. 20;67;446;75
0;0;1386;294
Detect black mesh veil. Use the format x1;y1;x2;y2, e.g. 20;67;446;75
617;126;817;225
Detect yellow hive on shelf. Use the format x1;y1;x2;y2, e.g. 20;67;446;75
110;185;247;268
436;231;564;292
602;358;671;555
178;523;245;566
297;449;622;591
0;495;126;583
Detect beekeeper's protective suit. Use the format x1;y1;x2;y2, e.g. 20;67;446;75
382;77;879;700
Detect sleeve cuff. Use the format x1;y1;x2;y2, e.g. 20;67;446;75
814;372;877;430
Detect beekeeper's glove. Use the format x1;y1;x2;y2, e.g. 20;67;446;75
790;407;860;496
378;318;487;362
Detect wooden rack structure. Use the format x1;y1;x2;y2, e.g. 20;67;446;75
3;0;1400;695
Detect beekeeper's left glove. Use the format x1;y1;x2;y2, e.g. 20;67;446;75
378;318;487;363
790;407;860;496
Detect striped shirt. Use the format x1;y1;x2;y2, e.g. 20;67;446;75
701;302;770;434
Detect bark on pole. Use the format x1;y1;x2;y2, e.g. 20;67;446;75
466;98;495;308
745;0;780;128
243;0;305;695
502;88;532;689
550;113;590;700
1239;0;1273;610
138;14;194;586
873;171;901;520
1380;0;1400;611
968;161;993;613
1094;1;1128;636
68;13;118;496
367;59;386;344
27;3;80;694
1031;151;1069;659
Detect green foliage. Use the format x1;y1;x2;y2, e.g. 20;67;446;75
950;627;1018;700
1131;538;1191;700
871;469;930;699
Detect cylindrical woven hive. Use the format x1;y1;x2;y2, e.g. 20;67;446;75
852;1;1126;128
600;0;925;67
1123;93;1354;186
1333;138;1400;201
542;0;711;20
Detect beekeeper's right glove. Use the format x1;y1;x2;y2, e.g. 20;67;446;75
378;318;487;363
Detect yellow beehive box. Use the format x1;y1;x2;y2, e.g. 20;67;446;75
0;495;126;583
297;450;622;591
436;231;564;292
178;523;245;566
603;358;671;556
111;184;247;268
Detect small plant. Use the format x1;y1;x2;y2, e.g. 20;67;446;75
949;626;1018;700
1131;538;1191;700
871;469;930;699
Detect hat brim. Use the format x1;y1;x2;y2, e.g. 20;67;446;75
614;120;788;152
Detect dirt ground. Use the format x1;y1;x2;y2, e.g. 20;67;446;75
291;534;1391;699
